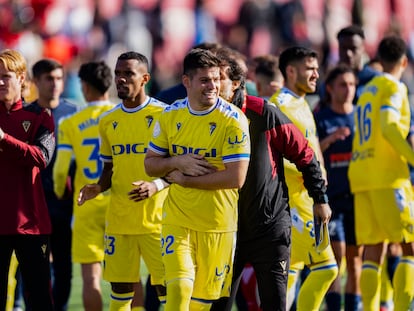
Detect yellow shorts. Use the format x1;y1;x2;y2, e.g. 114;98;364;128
162;224;235;300
103;232;164;285
354;182;414;245
72;195;108;263
289;188;335;270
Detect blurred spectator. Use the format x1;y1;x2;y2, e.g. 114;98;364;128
0;0;413;99
253;54;284;99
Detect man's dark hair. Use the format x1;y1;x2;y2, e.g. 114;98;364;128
377;35;407;64
32;58;63;78
321;64;356;106
183;48;220;77
255;54;280;80
324;63;355;87
117;51;149;70
192;42;222;52
278;46;318;79
337;25;365;40
214;46;247;108
215;46;246;82
78;61;112;94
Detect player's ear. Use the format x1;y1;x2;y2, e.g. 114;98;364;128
401;54;408;70
286;64;296;79
142;72;150;84
232;80;241;92
326;84;332;95
182;74;190;88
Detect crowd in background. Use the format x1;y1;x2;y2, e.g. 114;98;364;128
2;1;414;311
1;0;414;104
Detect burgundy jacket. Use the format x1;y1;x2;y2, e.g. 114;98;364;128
0;100;55;234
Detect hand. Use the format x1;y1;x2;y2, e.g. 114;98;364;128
165;169;185;186
128;180;157;202
174;154;216;176
78;184;101;206
313;203;332;224
330;126;351;143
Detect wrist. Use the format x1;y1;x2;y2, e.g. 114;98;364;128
314;193;329;204
153;178;165;192
96;183;104;193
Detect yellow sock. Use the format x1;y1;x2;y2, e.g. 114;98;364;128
393;256;414;311
286;268;299;309
131;307;145;311
158;294;166;305
361;261;381;311
165;278;193;311
109;291;133;311
297;261;338;311
189;299;212;311
6;252;19;311
380;259;393;305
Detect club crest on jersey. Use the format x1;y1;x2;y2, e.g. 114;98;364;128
112;121;118;130
41;244;47;255
146;115;154;128
209;122;216;136
176;122;182;131
22;121;31;132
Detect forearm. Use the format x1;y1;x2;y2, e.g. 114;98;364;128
53;150;72;198
0;132;55;168
97;164;113;192
298;155;327;203
381;113;414;165
319;135;335;152
144;156;177;177
175;161;248;190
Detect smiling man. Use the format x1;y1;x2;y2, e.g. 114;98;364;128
144;48;250;311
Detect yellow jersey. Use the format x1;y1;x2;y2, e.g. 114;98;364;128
148;97;250;233
54;100;114;205
99;97;168;235
349;73;413;192
269;87;323;194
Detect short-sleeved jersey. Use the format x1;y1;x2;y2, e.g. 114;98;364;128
238;96;326;243
99;96;168;235
314;107;354;198
269;87;323;194
55;101;115;205
348;74;411;192
148;97;250;233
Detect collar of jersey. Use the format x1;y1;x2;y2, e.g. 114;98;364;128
121;96;150;113
382;72;403;85
186;98;218;116
281;87;301;99
88;100;112;107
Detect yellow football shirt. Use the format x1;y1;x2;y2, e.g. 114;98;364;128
269;87;322;194
99;97;168;235
349;73;412;192
148;97;250;233
54;100;115;202
269;87;335;266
